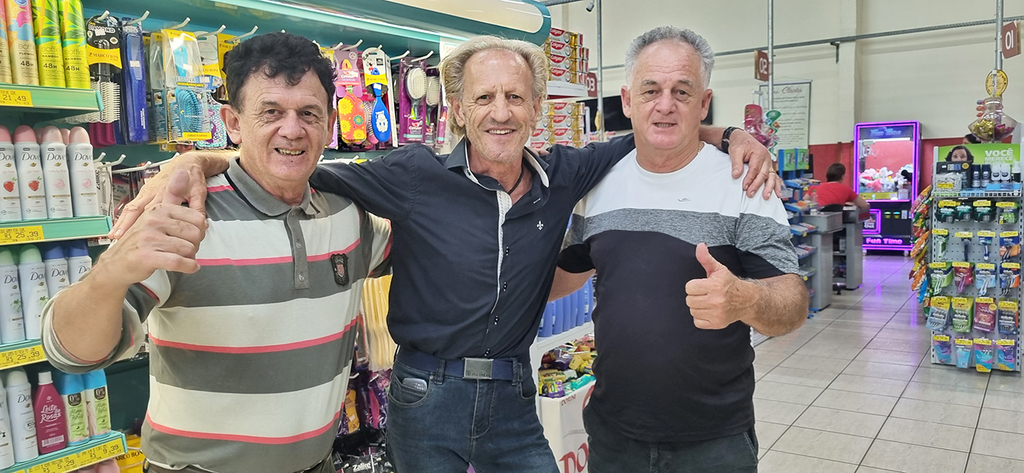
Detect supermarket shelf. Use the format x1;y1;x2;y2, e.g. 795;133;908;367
0;85;102;122
933;189;1022;198
1;431;126;473
0;216;112;247
798;267;817;280
795;246;817;259
547;81;588;99
532;321;594;356
0;340;46;371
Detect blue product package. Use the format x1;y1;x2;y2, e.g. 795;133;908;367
955;338;973;369
552;298;564;335
997;340;1017;371
932;335;953;365
539;302;555;337
121;21;149;143
581;281;591;320
975;339;995;372
572;290;582;326
560;297;572;331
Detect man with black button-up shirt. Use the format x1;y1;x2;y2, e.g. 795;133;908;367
113;35;779;472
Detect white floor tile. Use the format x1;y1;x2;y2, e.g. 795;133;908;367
753;380;825;405
901;381;986;407
843;361;919;381
754;420;790;449
861;440;968;473
793;406;887;438
877;417;975;452
830;373;909;397
966;454;1024;472
753;398;808;425
813;389;899;416
758;451;858;473
972;429;1024;461
772;426;873;464
891;398;981;428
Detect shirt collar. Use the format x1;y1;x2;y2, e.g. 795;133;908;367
445;137;551;188
225;158;319;217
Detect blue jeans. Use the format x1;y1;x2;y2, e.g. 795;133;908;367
584;405;759;473
385;360;559;473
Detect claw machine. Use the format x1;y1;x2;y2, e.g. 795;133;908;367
853;121;921;251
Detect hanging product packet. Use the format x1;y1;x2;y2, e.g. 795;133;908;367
933;228;949;259
996;339;1017;371
1000;231;1021;259
927;296;951;331
978;231;996;261
975;297;998;333
937;200;957;223
974;338;995;373
1000;262;1021;297
957;231;973;260
955;338;973;369
997;201;1019;225
955;203;974;222
952;262;973;294
951;297;974;333
932;334;953;365
999;300;1019;335
930;262;954;292
974;199;994;222
976;263;997;296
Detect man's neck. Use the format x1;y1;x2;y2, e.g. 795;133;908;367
237;159;307;206
636;138;704;174
467;143;525;191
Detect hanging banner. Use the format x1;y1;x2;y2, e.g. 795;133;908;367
758;80;811;150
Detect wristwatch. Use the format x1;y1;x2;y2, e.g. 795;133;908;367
721;126;739;154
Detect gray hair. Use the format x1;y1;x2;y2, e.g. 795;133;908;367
625;26;715;88
440;36;549;137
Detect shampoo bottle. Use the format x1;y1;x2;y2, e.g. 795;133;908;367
5;0;40;85
65;240;89;284
67;127;98;217
17;245;48;340
32;371;66;454
30;0;64;87
0;126;21;222
13;126;46;221
40;243;67;297
82;370;109;437
40;126;71;219
0;248;23;343
0;376;16;468
5;369;37;463
52;372;86;445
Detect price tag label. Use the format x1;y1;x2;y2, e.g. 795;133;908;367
181;132;212;141
997;339;1016;346
0;89;33;107
933;228;949;236
956;338;974;346
952;261;972;268
977;230;996;238
997;201;1018;208
933;334;950;342
955;231;974;239
0;225;44;245
1001;231;1020;237
978;263;996;270
975;200;993;207
939;200;960;208
0;344;45;370
975;338;992;346
1002;262;1020;269
929;262;950;269
27;437;125;473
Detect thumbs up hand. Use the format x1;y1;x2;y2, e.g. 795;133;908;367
99;170;208;287
685;243;754;330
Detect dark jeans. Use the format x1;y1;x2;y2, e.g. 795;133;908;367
584;405;759;473
385;360;559;473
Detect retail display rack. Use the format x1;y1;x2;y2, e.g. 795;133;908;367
779;152;835;314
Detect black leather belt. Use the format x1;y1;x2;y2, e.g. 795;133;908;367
396;348;525;381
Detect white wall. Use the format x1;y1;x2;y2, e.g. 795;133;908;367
554;0;1024;142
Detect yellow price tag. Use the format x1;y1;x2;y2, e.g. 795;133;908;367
1001;231;1020;237
1000;300;1019;311
977;263;996;270
997;339;1016;346
86;46;123;69
977;297;995;304
956;338;974;346
975;200;993;207
929;262;950;269
997;202;1018;208
955;231;973;239
936;182;955;190
952;261;972;268
0;344;45;370
181;132;212;141
975;338;992;346
939;200;960;208
933;229;949;236
28;437;125;473
1002;262;1020;269
978;230;996;237
0;89;33;107
0;225;44;245
933;334;950;342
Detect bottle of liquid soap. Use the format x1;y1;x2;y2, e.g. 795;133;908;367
5;369;37;463
32;370;66;454
52;372;86;445
17;245;48;340
0;248;23;343
40;243;68;297
0;126;22;222
67;127;98;217
82;370;109;437
65;240;90;284
12;126;46;221
39;126;71;219
0;375;16;468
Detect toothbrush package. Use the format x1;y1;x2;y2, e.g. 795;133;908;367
119;19;148;143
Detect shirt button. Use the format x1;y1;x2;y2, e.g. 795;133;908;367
296;242;303;249
502;282;508;291
484;349;491;356
494;316;499;324
504;247;510;256
298;274;305;282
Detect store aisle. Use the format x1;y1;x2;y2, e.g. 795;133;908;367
753;255;1024;473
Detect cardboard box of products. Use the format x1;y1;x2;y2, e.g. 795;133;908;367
549;114;584;130
549;67;573;82
543;102;584;117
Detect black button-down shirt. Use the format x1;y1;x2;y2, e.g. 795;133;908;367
310;136;636;359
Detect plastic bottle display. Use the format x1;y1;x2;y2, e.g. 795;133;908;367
32;371;66;454
0;248;23;343
39;126;71;218
65;240;89;284
56;0;86;88
53;372;86;445
82;370;109;437
30;0;63;87
5;0;40;85
0;376;16;468
5;369;37;463
17;245;48;339
0;4;12;83
41;242;68;297
67;127;98;217
0;127;22;222
12;126;45;221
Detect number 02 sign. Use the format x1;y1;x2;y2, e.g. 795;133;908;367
754;50;770;81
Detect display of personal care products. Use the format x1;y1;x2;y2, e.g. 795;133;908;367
33;370;66;454
539;284;595;337
65;239;89;284
31;0;64;87
13;126;45;221
40;126;72;219
6;0;40;85
40;242;67;297
0;126;21;223
67;126;98;216
82;370;109;437
17;244;47;339
53;372;87;445
0;248;23;343
0;4;12;83
5;369;37;463
56;0;86;88
0;376;15;468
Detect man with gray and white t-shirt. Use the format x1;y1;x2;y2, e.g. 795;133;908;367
549;27;809;473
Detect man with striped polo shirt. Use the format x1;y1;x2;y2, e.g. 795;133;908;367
39;32;390;473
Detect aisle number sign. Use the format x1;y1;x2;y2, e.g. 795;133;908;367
26;436;125;473
0;343;45;370
0;225;44;245
1004;21;1020;59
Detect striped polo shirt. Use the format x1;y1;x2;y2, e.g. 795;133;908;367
42;158;391;473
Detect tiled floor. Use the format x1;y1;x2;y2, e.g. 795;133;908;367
753;255;1024;473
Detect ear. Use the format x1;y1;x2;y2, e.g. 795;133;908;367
700;88;712;121
620;85;631;119
222;105;243;145
450;97;466;128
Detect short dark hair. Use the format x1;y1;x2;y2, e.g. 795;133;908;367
964;133;981;144
826;163;846;182
223;32;335;112
945;145;974;162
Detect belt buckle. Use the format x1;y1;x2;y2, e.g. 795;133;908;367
463;358;494;380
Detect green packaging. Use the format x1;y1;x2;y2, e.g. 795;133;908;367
56;0;87;88
31;0;63;86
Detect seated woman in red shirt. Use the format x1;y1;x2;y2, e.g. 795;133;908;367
815;163;870;216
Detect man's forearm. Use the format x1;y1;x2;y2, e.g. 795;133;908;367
49;264;132;362
698;125;726;147
739;275;808;337
549;268;594;301
189;149;233;177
